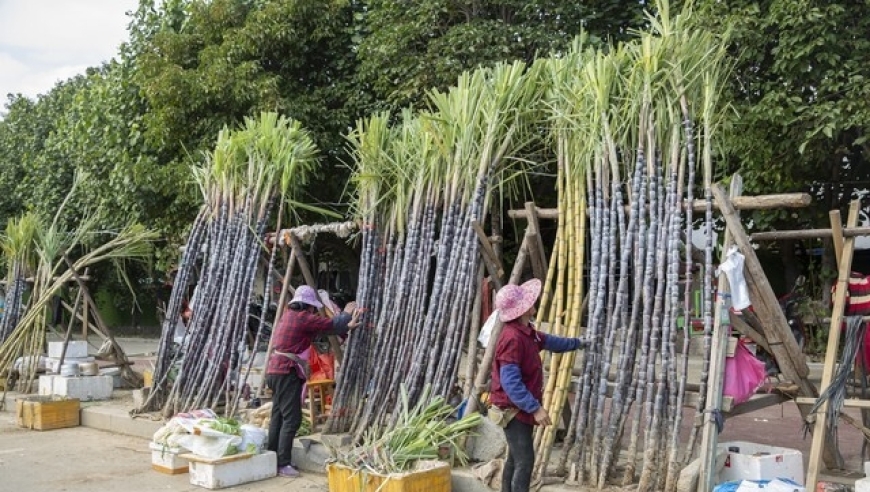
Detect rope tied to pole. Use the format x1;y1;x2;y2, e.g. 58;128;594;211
803;315;867;441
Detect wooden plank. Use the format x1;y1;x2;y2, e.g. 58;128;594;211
726;393;791;418
806;200;861;488
830;210;844;269
698;176;742;492
179;452;255;465
751;225;870;241
728;310;772;354
508;193;813;220
795;397;870;409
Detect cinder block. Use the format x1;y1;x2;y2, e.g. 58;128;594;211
48;341;88;359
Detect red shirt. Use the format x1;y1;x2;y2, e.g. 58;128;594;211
490;319;545;425
267;308;335;375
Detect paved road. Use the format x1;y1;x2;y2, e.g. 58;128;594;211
0;394;328;492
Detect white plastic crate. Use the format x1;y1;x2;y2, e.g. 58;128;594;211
150;442;190;475
718;441;804;485
182;451;276;489
38;375;113;401
48;341;88;359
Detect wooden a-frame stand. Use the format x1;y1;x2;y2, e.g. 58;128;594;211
801;200;870;488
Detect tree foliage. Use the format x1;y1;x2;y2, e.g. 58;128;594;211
691;0;870;288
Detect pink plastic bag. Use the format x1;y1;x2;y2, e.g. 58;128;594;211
723;339;766;405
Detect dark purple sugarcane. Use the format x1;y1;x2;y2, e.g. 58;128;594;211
623;153;659;485
597;149;645;486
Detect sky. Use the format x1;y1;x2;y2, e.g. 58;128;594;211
0;0;139;101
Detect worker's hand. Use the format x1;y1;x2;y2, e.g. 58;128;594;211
343;301;358;314
575;337;590;350
533;406;552;426
347;307;362;330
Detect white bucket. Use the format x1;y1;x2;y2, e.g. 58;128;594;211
239;424;268;454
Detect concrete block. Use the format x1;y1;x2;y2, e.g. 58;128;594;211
81;405;163;440
292;437;330;473
132;387;151;409
48;341;88;359
468;418;507;462
320;433;353;449
39;375;113;401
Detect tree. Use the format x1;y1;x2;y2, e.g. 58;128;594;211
357;0;649;112
692;0;870;293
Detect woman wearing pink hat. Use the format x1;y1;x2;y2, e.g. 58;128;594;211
490;278;587;492
266;285;360;477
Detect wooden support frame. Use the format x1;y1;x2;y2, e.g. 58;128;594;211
806;200;862;488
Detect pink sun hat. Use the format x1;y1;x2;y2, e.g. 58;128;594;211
495;278;542;322
290;285;323;309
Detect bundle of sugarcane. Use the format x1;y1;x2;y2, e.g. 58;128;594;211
326;62;546;438
0;213;39;345
138;112;318;417
0;178;157;400
329;385;482;475
530;3;731;490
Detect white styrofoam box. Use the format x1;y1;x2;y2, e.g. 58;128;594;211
48;341;89;359
865;461;870;477
857;477;870;492
150;442;190;475
719;441;804;485
185;451;276;489
46;356;95;373
38;374;113;401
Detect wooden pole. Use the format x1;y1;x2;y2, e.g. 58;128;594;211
463;234;531;419
508;193;812;220
286;232;344;364
524;202;548;281
472;220;505;289
258;248;297;398
829;210;844;268
806;200;861;487
751;225;870;242
698;176;741;492
56;287;85;373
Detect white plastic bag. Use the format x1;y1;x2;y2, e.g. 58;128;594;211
174;433;243;459
478;311;500;347
239;424;268;454
718;246;751;310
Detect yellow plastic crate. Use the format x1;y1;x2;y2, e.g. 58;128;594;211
327;461;451;492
